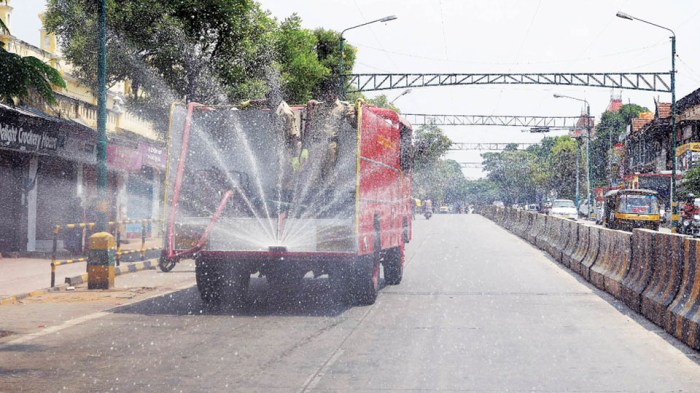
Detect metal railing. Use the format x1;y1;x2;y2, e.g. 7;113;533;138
50;219;162;287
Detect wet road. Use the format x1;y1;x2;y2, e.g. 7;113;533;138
2;214;700;392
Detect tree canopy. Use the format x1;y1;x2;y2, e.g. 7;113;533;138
45;0;357;127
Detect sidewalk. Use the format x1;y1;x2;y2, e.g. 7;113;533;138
0;238;163;298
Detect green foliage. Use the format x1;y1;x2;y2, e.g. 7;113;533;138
0;44;66;105
590;103;649;186
275;15;329;103
682;167;700;196
45;1;357;125
413;122;452;169
464;178;499;204
480;135;582;204
365;94;400;113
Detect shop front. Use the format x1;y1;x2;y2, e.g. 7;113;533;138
0;104;96;253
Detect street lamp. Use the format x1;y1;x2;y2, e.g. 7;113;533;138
390;88;412;104
96;0;107;232
339;15;397;99
554;94;593;219
616;10;677;231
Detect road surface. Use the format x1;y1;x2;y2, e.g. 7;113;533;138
1;214;699;392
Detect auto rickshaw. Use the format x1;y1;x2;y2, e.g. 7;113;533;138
602;189;660;231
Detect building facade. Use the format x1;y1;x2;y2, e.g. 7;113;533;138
0;1;165;254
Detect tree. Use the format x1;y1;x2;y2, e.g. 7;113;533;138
681;167;700;196
550;136;578;199
46;0;277;126
590;103;649;187
274;14;329;103
365;94;400;113
413;122;452;169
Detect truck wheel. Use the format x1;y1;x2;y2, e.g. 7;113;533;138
351;253;379;305
383;246;404;285
329;265;351;304
220;265;250;306
195;257;221;305
158;256;177;272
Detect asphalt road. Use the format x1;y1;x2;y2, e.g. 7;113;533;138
2;214;700;392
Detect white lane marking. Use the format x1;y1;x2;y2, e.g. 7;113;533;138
297;349;345;393
0;281;196;347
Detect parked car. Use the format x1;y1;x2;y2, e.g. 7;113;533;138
525;204;539;212
550;199;578;220
439;205;450;214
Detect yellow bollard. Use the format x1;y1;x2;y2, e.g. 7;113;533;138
87;232;116;289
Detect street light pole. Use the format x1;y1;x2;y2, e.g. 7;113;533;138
338;15;397;99
390;88;412;105
96;0;107;232
616;11;676;230
554;94;593;219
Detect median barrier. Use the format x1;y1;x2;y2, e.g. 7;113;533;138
604;231;632;299
527;213;543;245
641;232;684;328
620;229;656;313
664;237;700;350
576;225;600;281
545;217;563;260
517;211;532;239
560;221;579;267
536;216;552;250
505;208;516;231
568;224;589;271
589;227;616;290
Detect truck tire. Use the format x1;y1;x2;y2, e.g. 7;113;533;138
351;253;379;305
219;264;250;306
195;257;221;305
329;265;351;304
383;246;404;285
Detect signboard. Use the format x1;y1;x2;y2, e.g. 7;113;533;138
0;105;95;162
107;143;143;172
676;143;700;172
138;142;166;170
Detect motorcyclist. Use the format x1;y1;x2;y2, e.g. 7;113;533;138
682;193;699;219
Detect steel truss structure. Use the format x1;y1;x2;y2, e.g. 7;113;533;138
403;113;583;128
458;162;484;169
450;142;536;151
347;72;671;92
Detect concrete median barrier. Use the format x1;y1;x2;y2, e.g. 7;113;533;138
620;229;656;313
527;214;544;245
568;224;589;272
536;216;552;251
589;227;616;290
641;232;684;328
576;225;601;281
560;221;579;268
664;237;700;350
546;217;564;261
604;231;632;299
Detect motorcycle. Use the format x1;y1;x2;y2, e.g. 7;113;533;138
680;213;700;237
424;208;433;220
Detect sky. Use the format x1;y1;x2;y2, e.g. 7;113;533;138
9;0;700;179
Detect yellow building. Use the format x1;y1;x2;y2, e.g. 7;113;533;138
0;0;165;253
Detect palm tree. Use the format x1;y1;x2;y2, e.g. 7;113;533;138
0;7;66;105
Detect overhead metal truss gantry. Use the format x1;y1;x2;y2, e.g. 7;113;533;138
450;142;536;151
404;113;583;128
347;72;671;92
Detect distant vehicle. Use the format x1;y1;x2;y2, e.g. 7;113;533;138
439;205;450;214
602;189;660;231
525;204;539;212
541;200;553;215
578;200;591;218
550;199;577;220
493;201;505;208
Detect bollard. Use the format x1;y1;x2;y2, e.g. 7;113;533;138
141;220;147;260
87;232;116;289
115;226;121;267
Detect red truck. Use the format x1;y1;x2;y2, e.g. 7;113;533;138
160;99;413;306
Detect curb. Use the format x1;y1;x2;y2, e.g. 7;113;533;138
64;259;157;286
0;259;158;306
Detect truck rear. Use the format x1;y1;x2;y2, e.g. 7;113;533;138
161;99;413;306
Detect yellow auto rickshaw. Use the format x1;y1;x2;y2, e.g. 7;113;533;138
602;189;660;231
